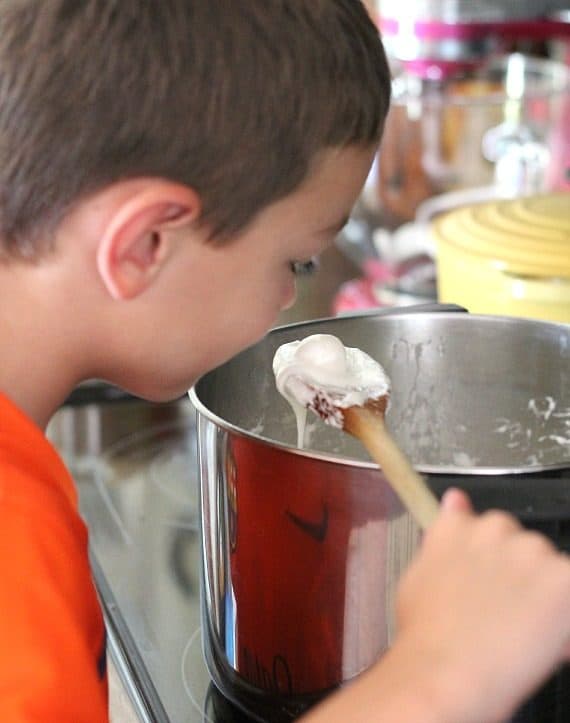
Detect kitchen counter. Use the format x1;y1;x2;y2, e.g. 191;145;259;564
109;657;139;723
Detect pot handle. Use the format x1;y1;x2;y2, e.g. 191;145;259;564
426;471;570;524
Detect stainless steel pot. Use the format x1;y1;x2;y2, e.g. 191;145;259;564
190;309;570;721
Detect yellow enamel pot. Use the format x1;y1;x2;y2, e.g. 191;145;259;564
433;193;570;322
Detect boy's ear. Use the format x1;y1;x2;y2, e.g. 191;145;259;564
96;182;201;300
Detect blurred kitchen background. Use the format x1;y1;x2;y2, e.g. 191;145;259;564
284;0;570;327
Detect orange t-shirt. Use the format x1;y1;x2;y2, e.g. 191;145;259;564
0;393;108;721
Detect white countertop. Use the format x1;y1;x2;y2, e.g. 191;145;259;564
109;656;139;723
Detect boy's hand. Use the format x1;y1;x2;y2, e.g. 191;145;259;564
396;489;570;723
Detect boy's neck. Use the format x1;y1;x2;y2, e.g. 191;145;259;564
0;358;78;431
0;261;89;430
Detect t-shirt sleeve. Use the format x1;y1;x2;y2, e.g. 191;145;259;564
0;464;108;721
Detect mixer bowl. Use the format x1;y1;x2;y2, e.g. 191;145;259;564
190;310;570;721
374;54;570;227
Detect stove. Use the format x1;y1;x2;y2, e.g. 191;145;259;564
48;387;570;723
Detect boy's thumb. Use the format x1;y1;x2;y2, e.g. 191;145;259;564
440;487;474;515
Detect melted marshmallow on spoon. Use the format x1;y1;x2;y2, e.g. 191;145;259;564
273;334;391;448
273;333;440;530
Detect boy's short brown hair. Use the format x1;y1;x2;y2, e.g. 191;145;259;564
0;0;390;257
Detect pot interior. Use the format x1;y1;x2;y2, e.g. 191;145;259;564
193;313;570;473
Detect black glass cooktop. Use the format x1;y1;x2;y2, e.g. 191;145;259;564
51;397;257;722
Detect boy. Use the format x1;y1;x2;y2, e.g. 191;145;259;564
0;1;568;721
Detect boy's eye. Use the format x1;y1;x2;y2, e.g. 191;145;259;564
290;257;319;275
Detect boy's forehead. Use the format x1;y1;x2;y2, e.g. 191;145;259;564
277;145;376;225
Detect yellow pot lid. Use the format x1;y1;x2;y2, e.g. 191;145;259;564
433;193;570;278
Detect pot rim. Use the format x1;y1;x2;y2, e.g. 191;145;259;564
189;310;570;476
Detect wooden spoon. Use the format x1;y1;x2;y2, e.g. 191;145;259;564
308;391;439;531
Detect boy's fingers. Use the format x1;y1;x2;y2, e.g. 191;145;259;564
440;487;473;515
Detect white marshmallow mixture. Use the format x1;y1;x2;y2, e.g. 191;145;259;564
273;334;391;448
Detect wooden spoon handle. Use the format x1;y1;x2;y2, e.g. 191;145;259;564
344;406;439;531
